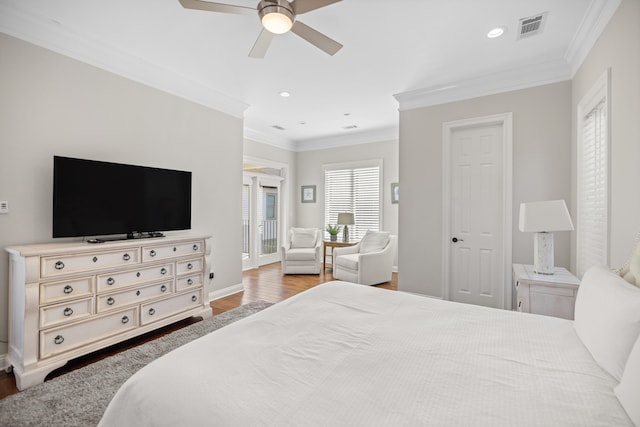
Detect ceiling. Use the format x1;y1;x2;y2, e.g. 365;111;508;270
0;0;619;150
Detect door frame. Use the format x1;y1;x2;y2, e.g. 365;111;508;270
441;113;513;309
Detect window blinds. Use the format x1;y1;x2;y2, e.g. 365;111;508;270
577;99;608;277
324;165;381;241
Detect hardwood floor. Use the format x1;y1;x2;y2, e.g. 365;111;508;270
0;262;397;399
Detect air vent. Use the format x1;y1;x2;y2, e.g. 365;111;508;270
342;125;358;130
271;125;286;131
517;12;548;40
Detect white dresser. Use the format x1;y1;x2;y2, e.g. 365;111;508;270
512;263;580;320
6;234;212;390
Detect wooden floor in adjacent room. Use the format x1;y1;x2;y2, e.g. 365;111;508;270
0;262;397;399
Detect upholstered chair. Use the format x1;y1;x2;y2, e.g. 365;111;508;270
281;228;322;274
332;231;397;285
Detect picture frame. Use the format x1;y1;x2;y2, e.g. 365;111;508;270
391;182;399;204
301;185;316;203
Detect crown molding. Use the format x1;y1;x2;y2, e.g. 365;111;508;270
394;59;571;111
244;128;297;151
0;3;249;119
565;0;622;76
293;126;398;152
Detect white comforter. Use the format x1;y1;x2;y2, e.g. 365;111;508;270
99;281;631;426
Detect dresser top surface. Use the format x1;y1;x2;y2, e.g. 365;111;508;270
513;263;581;287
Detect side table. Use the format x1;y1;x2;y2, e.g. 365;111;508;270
323;240;356;269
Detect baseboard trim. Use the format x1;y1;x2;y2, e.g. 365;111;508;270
209;283;244;301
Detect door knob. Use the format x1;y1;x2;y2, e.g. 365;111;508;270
452;237;464;243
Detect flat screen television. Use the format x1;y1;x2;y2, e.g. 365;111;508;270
53;156;192;239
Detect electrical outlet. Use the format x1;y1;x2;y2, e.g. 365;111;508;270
0;201;8;214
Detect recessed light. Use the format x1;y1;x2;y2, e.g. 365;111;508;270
343;113;351;116
487;27;506;38
299;121;307;125
279;91;291;98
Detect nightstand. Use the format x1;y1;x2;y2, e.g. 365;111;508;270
512;264;580;320
323;240;357;269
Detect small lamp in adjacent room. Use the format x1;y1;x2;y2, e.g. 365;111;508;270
338;212;354;242
519;200;574;275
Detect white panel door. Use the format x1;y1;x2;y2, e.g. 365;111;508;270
449;124;504;308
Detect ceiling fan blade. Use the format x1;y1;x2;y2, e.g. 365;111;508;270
178;0;255;15
291;0;341;14
249;29;275;58
291;21;343;55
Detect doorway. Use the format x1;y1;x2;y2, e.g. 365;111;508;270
442;113;513;309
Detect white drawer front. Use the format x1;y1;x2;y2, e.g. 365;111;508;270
97;281;174;312
40;307;138;359
176;258;203;275
40;277;93;305
141;289;204;325
142;240;204;262
176;273;203;291
97;263;173;292
41;249;140;278
40;297;94;329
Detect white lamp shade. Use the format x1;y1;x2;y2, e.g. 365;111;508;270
337;212;354;225
519;200;574;233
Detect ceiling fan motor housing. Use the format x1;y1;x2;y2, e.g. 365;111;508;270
258;0;295;34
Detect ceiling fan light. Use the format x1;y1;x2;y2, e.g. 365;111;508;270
259;3;294;34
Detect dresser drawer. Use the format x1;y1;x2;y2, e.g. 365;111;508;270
176;273;203;291
97;280;173;313
97;263;173;292
177;258;203;275
141;289;204;325
40;307;138;359
40;297;94;329
41;249;140;278
142;240;204;262
40;276;93;305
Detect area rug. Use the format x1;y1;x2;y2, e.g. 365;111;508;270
0;301;273;427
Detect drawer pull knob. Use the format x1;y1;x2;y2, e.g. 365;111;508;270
148;308;156;316
193;244;199;251
107;277;115;286
54;335;64;345
187;278;193;285
161;285;167;292
63;307;73;317
160;268;167;275
173;247;177;252
150;250;157;257
107;297;115;306
93;256;98;263
518;301;522;308
54;261;65;270
191;295;198;302
136;272;141;278
136;290;141;296
121;316;129;324
63;285;74;294
187;263;193;270
123;253;131;261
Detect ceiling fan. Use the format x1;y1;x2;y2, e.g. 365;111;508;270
178;0;343;58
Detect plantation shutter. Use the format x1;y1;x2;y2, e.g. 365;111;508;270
324;163;381;241
577;99;608;277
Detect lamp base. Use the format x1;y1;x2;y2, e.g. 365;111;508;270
533;232;554;275
343;225;349;242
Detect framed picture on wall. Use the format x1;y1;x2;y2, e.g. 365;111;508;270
301;185;316;203
391;182;399;204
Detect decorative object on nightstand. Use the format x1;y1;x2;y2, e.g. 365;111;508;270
326;224;341;242
338;212;354;242
512;263;580;319
518;200;574;275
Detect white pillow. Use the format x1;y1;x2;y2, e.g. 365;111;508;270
290;228;317;248
574;264;640;381
359;231;390;254
615;336;640;426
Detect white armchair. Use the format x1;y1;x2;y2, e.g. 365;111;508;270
281;228;322;275
332;231;397;285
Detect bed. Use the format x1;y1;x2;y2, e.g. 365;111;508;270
99;267;639;426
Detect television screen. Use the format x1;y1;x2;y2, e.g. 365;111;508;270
53;156;192;238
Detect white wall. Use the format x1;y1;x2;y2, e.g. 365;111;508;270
398;81;572;297
294;139;399;240
0;34;244;355
571;0;640;270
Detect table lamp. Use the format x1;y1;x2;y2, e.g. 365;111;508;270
338;212;354;242
519;200;574;275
